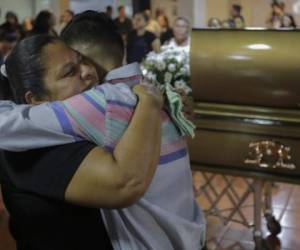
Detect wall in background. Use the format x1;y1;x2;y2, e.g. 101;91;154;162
193;0;207;28
0;0;33;23
0;0;70;26
70;0;113;14
33;0;52;14
70;0;133;18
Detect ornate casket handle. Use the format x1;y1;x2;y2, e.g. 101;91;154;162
244;140;296;170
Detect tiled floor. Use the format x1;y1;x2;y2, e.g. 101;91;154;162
0;174;300;250
193;172;300;250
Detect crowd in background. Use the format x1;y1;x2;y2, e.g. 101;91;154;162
0;0;298;76
0;6;191;71
101;5;190;64
208;1;297;29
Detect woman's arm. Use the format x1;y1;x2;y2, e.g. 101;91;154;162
65;84;163;208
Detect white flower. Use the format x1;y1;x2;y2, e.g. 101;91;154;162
146;51;158;61
146;72;157;82
168;63;176;72
175;54;184;63
164;72;173;84
174;80;192;94
175;80;186;89
157;61;166;71
183;85;192;94
180;66;189;75
179;67;186;75
148;60;156;66
141;67;148;76
174;72;181;78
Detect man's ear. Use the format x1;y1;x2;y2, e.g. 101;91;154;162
25;91;44;105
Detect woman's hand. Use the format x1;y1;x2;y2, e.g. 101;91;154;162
133;83;163;109
66;83;163;209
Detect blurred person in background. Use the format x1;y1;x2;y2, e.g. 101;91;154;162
114;5;132;42
127;12;160;63
0;11;24;40
208;17;222;28
157;14;173;45
30;10;57;36
105;6;113;20
155;7;165;19
267;1;297;28
0;29;16;100
22;17;33;37
279;1;296;26
0;28;17;65
144;9;161;37
225;4;245;28
163;17;190;53
58;9;74;34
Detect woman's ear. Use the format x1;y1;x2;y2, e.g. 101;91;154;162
25;91;44;105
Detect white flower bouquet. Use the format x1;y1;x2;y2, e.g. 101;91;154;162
141;48;195;138
141;48;192;95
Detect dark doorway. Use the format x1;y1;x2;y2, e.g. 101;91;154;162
132;0;151;14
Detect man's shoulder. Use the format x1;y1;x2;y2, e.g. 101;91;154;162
97;83;136;106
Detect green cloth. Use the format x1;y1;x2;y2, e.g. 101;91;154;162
164;82;196;138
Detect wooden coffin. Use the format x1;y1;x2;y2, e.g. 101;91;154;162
188;29;300;184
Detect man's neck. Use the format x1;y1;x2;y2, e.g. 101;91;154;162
104;62;142;85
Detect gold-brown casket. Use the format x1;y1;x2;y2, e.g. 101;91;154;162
188;29;300;183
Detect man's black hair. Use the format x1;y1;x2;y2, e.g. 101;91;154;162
61;10;124;65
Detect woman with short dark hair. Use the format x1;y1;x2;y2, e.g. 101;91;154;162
0;11;24;40
0;35;163;250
